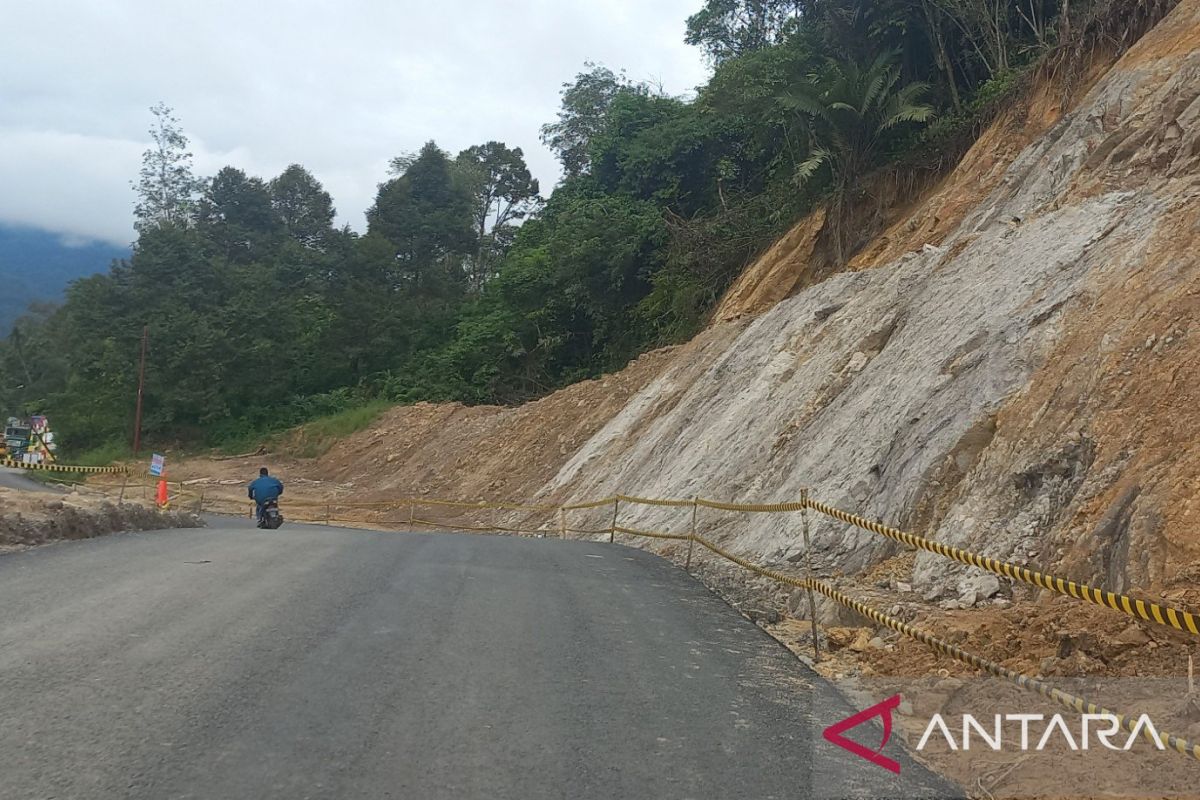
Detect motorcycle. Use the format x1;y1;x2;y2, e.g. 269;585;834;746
257;499;285;530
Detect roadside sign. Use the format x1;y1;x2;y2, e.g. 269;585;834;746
149;453;165;477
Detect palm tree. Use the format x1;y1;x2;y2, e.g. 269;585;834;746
777;51;934;261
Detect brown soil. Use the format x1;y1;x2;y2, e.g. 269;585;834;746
0;487;202;549
715;207;827;320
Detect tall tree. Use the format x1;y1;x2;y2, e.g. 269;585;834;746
925;0;1020;77
132;102;202;233
270;164;336;249
196;167;280;264
0;304;65;415
454;142;541;290
541;64;637;179
366;141;475;292
685;0;806;63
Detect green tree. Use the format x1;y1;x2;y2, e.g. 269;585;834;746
541;64;639;178
270;164;337;249
132;102;202;233
778;51;934;259
0;304;66;417
197;167;281;263
454;142;541;291
588;92;737;217
366;141;475;292
685;0;806;63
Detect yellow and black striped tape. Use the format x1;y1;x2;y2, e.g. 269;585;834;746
816;576;1200;758
0;459;128;475
804;497;1200;636
688;533;1199;761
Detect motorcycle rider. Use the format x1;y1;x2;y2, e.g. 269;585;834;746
248;467;284;526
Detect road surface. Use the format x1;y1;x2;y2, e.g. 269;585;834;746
0;521;958;799
0;465;59;492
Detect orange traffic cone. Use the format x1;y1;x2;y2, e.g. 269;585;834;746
156;479;170;509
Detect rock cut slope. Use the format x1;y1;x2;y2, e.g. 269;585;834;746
537;0;1200;601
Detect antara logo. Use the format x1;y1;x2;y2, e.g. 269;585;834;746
823;694;903;774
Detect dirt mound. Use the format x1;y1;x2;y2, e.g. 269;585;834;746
0;487;203;549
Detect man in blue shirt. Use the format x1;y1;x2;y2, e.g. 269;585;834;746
248;467;284;525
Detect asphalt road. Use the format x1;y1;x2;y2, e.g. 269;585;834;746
0;466;59;492
0;521;958;799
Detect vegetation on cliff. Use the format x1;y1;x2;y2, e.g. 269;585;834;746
0;0;1129;452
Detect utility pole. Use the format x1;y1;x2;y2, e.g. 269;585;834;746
132;325;148;454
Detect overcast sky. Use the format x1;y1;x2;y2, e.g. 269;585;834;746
1;0;711;247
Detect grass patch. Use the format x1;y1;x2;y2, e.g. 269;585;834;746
51;441;133;468
212;429;271;457
281;400;393;460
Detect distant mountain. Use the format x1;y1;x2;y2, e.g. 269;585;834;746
0;225;129;334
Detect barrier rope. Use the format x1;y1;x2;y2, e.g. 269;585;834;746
618;492;1200;637
696;497;807;513
409;497;559;512
613;525;691;542
687;533;1200;760
563;496;619;511
616;494;694;509
803;497;1200;636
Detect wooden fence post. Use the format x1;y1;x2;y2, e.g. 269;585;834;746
686;498;698;571
801;489;821;662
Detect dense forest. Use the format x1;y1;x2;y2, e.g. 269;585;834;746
0;0;1149;455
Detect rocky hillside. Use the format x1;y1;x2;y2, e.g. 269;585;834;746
540;0;1200;601
178;0;1198;613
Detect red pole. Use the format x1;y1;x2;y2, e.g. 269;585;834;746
133;325;148;454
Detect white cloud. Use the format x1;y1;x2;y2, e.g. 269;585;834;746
1;0;710;247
